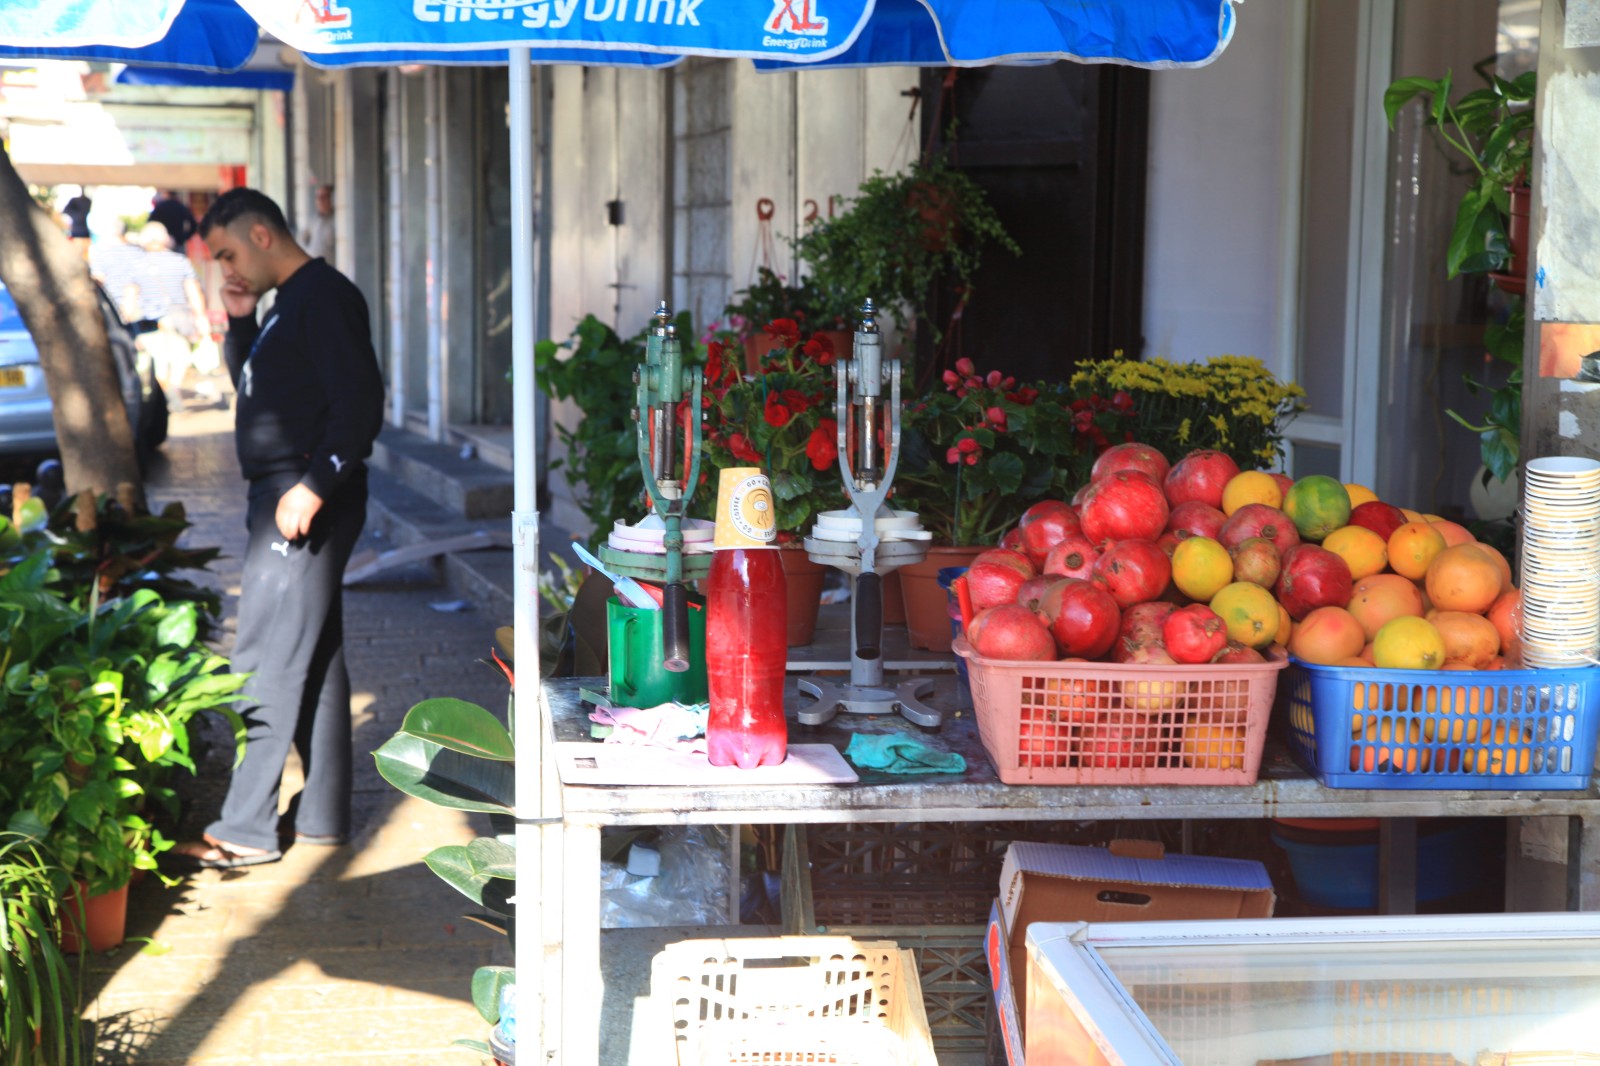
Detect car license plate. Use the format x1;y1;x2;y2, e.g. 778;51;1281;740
0;368;24;388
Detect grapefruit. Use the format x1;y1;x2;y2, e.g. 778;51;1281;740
1282;475;1352;542
1209;582;1281;649
1372;616;1447;670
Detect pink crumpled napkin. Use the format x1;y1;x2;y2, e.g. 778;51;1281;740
588;702;708;753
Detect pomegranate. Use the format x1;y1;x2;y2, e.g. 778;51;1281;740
1163;450;1241;510
1165;500;1227;542
1016;575;1069;616
1079;471;1170;545
1212;641;1267;664
1163;604;1229;664
1071;482;1092;508
1154;531;1182;558
1228;537;1281;588
967;604;1057;661
1274;543;1355;620
1018;500;1081;569
1120;644;1187;712
1120;601;1177;648
1347;500;1408;541
967;549;1036;612
1269;472;1294;499
1091;442;1170;485
1091;539;1172;609
1000;527;1027;554
1219;503;1301;554
1043;534;1101;581
1038;579;1121;660
1081;717;1153;769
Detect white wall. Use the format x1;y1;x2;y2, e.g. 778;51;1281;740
1142;3;1297;378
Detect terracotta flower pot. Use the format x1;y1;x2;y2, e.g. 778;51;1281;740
742;333;785;374
897;545;986;650
60;880;129;955
777;545;827;647
1488;182;1531;296
880;568;905;626
813;328;854;361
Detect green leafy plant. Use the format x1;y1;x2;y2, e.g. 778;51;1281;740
794;157;1019;339
896;356;1136;546
696;321;849;538
0;553;249;895
535;311;697;552
374;693;517;1053
1385;65;1534;481
721;267;831;336
0;833;88;1065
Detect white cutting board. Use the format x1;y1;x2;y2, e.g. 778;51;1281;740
553;742;859;786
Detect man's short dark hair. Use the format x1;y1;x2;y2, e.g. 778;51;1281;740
199;188;291;239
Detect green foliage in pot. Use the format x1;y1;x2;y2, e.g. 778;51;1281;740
721;267;833;337
0;833;88;1065
0;554;249;895
1385;65;1534;483
374;692;517;1052
794;157;1019;339
535;310;698;552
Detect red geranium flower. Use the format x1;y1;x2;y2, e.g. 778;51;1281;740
764;394;792;428
806;419;839;471
726;432;762;464
782;389;810;415
765;318;801;346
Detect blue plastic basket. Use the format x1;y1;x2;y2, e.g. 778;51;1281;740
1283;659;1600;790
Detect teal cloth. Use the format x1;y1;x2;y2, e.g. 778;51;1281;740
845;733;967;775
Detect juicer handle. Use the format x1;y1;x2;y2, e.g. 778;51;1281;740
661;582;691;673
855;571;882;661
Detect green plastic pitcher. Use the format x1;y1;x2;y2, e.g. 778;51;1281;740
606;595;708;708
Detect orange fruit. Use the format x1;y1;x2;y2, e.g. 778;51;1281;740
1373;616;1447;670
1275;603;1292;645
1209;582;1281;649
1352;717;1423;773
1288;606;1367;665
1387;522;1447;580
1221;471;1283;516
1181;721;1248;770
1343;483;1379;507
1400;508;1425;523
1475;543;1514;593
1430;519;1474;547
1486;588;1521;654
1473;721;1531;775
1321;525;1388;580
1430;610;1502;668
1425;543;1504;615
1171;536;1234;601
1347;573;1426;641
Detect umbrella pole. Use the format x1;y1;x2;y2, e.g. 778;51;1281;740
508;44;554;1063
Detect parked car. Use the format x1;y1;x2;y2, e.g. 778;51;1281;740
0;281;167;469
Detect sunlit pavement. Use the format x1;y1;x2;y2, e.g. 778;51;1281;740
87;386;512;1064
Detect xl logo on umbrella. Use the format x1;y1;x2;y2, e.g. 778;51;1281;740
296;0;351;28
767;0;827;36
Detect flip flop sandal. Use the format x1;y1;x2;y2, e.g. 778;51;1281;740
171;841;283;869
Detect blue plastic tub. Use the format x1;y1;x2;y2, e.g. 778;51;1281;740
1269;821;1492;910
1283;659;1600;790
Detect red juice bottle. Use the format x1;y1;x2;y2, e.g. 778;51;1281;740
705;547;789;767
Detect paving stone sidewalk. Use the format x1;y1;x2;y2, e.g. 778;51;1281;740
88;395;512;1065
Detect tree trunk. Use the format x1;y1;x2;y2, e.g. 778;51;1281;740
0;142;142;503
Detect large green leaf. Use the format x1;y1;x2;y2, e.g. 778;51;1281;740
1383;75;1445;128
400;698;515;762
466;836;517;879
471;966;516;1026
372;734;515;813
155;603;198;649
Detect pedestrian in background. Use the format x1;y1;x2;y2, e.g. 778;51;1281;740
173;187;383;869
148;189;197;250
298;182;336;262
61;186;92;258
88;220;147;323
131;222;208;397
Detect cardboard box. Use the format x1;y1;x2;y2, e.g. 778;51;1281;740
988;839;1276;1066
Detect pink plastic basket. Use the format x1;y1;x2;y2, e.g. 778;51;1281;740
954;637;1288;786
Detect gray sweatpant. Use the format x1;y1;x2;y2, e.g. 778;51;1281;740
205;469;366;852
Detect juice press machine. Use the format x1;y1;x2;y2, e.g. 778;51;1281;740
799;300;943;728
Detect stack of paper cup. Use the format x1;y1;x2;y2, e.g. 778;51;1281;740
1519;456;1600;669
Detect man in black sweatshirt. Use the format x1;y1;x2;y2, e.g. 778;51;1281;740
173;188;383;868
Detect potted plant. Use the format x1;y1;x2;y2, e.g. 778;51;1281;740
720;268;840;373
892;357;1137;649
697;321;850;645
794;157;1019;345
1385;66;1533;512
1069;354;1305;473
0;832;88;1063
